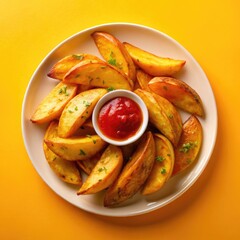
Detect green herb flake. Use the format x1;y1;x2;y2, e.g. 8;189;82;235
161;168;167;174
156;156;165;162
75;106;78;111
93;139;97;144
68;110;74;113
79;149;86;156
72;54;84;60
179;142;197;153
83;100;91;107
108;51;117;66
107;86;115;92
98;167;107;173
168;114;173;119
58;86;68;96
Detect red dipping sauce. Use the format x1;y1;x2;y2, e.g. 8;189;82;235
98;97;143;141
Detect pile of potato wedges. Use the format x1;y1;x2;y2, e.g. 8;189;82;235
31;31;204;207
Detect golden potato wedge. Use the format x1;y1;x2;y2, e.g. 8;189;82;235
123;42;186;76
73;119;96;137
77;145;123;195
136;69;153;91
58;88;107;138
172;115;203;176
92;31;136;81
148;77;204;117
63;59;133;90
104;132;155;207
43;142;82;185
76;152;101;175
30;82;77;124
152;92;182;146
141;134;174;195
134;89;177;146
47;53;101;80
44;121;107;161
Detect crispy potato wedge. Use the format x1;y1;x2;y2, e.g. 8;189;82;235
152;92;182;146
148;77;204;117
141;134;174;195
104;132;155;207
77;145;123;195
30;82;77;124
63;59;133;90
123;42;186;76
43;142;82;185
134;89;178;146
44;121;107;161
136;69;152;91
58;88;107;138
47;54;101;80
76;152;102;175
172;115;203;176
73;119;96;137
92;31;136;81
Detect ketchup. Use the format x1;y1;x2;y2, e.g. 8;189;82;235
98;97;142;141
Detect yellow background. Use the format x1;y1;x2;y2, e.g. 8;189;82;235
1;0;240;239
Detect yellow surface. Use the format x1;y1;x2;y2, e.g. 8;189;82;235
1;0;240;239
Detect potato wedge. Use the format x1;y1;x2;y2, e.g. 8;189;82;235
152;92;182;146
172;115;203;176
44;121;107;161
104;132;155;207
134;89;177;146
148;77;204;117
30;82;77;124
63;59;133;90
136;69;152;91
77;145;123;195
47;53;101;80
92;31;136;81
76;152;101;175
43;142;82;185
141;134;174;195
123;42;186;76
58;88;107;138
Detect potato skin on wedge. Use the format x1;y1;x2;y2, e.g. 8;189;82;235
58;88;107;138
31;82;77;124
44;121;107;161
148;77;204;117
63;59;133;90
47;54;101;80
43;142;82;185
136;69;152;91
104;132;155;207
172;115;203;176
77;145;123;195
141;134;174;195
134;89;179;146
92;31;136;81
123;42;186;76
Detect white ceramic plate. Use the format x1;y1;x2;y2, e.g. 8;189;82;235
22;23;217;217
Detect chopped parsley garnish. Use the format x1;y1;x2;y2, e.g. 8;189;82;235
83;100;90;107
108;51;117;66
107;86;115;92
58;86;69;96
156;156;165;162
161;168;167;174
98;167;107;173
72;54;84;60
179;142;197;153
79;149;86;156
